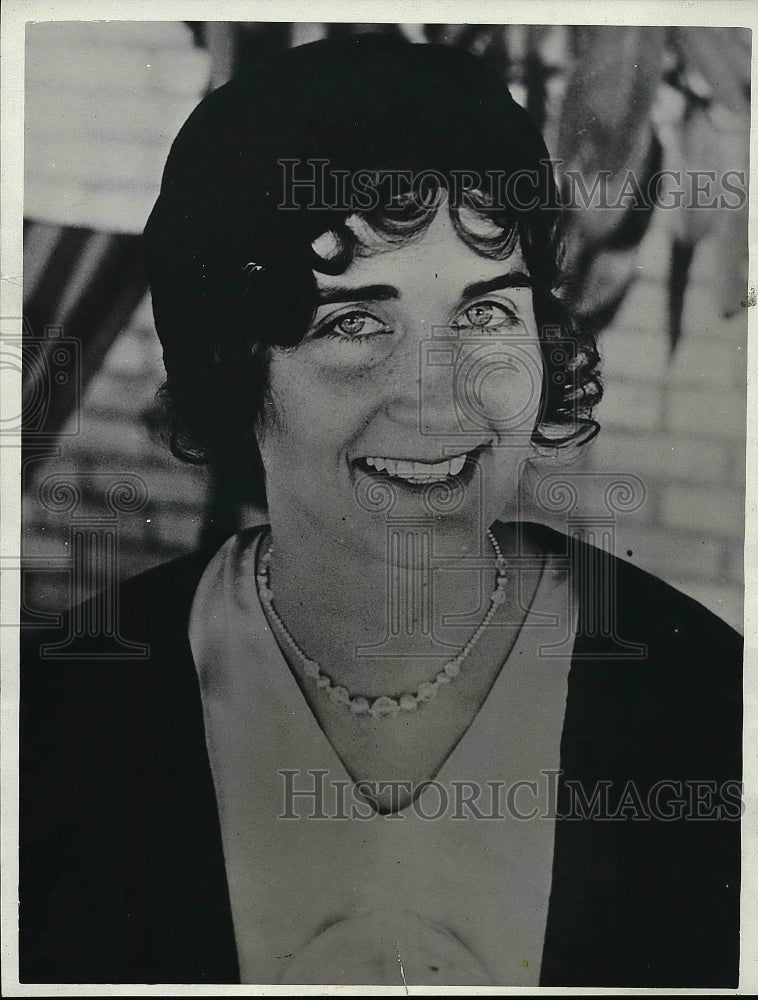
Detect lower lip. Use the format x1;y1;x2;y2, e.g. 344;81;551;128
353;447;485;494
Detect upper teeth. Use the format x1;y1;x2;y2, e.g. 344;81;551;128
364;453;467;482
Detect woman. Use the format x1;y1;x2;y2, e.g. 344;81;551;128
20;33;742;987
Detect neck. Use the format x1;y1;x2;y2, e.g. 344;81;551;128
259;507;537;696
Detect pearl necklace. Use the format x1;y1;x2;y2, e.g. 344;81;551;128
256;530;509;720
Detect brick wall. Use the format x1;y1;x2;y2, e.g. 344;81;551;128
22;21;213;622
581;218;746;631
25;21;209;234
21;23;746;633
22;297;214;620
24;220;746;633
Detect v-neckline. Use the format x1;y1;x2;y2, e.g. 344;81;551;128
238;525;558;814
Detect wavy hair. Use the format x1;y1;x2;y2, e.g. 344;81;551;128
147;36;602;508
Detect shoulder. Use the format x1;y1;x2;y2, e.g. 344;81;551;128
523;519;742;647
19;527;269;812
18;535;258;984
21;524;269;670
19;527;269;757
522;522;742;776
522;520;742;742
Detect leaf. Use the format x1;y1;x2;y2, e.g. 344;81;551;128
554;28;667;330
674;27;750;115
558;26;665;176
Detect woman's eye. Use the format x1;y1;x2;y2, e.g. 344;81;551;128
454;300;520;332
317;310;391;342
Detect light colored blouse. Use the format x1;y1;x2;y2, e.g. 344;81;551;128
188;527;577;986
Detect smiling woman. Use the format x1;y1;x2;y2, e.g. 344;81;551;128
20;32;742;988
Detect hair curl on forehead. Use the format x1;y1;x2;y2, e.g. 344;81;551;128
145;33;601;507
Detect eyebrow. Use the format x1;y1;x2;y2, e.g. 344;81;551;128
316;283;398;305
462;272;532;298
315;271;532;306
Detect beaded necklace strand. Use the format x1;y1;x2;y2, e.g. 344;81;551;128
256;530;508;720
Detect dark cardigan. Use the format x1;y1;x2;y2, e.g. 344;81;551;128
19;524;742;987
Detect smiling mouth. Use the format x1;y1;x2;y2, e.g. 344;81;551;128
356;448;483;485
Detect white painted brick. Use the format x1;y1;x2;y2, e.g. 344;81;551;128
131;295;157;328
666;578;743;633
27;21;198;51
25;177;157;236
660;485;745;538
604;278;668;338
84;374;161;417
111;549;182;590
20;503;69;559
20;569;72;619
594;378;665;431
665;385;746;440
25;86;203;146
25;481;203;558
23;454;85;491
729;447;747;489
101;322;163;378
21;22;748;639
25;136;167;190
148;510;205;550
527;472;656;532
680;283;749;343
150;46;212;97
685;234;733;287
669;334;746;388
599;228;747;358
26;24;208;94
619;218;673;287
24;24;209;232
141;466;211;510
598;327;668;382
612;527;722;581
63;412;160;461
725;542;745;584
589;431;731;483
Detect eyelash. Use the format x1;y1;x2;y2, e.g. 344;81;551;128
453;300;521;332
315;299;521;345
316;311;392;344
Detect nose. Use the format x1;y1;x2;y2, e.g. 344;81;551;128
381;315;465;438
384;319;544;441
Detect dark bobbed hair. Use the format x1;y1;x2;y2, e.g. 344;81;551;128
144;33;602;508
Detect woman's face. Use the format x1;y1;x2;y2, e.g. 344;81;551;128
257;206;544;551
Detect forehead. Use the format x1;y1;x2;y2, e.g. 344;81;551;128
313;207;526;294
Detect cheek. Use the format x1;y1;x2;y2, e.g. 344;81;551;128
460;337;544;433
260;354;376;458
